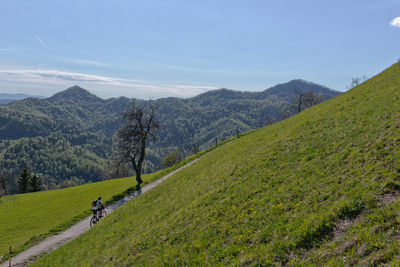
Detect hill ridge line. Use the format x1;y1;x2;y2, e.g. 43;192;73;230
1;154;207;267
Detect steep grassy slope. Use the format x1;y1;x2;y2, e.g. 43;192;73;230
0;142;229;262
34;63;399;266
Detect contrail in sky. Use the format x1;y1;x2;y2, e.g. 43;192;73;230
35;35;47;48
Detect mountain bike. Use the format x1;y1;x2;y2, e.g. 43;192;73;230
90;209;107;227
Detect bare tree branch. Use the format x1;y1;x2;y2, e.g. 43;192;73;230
115;101;160;185
348;76;368;90
183;126;201;155
291;90;323;113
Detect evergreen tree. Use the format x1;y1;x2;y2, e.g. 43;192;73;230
18;167;30;193
0;170;9;196
29;174;41;192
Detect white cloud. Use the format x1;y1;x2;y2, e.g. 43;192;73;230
0;68;217;98
0;68;117;84
390;17;400;27
35;35;47;48
63;58;108;67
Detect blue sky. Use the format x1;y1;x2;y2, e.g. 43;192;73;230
0;0;399;99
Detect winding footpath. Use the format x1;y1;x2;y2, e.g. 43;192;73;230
1;156;204;267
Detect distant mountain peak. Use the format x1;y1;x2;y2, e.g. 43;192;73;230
199;88;235;95
260;79;340;99
193;88;245;100
48;85;103;102
68;85;86;90
62;85;92;95
286;79;336;91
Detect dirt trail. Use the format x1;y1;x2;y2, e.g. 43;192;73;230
1;156;203;267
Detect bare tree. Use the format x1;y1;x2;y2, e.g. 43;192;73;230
104;160;132;180
184;127;201;155
116;101;160;185
236;125;241;138
292;90;306;113
348;76;367;89
303;92;323;109
291;90;323;113
349;77;361;89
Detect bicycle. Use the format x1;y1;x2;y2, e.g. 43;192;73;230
90;209;107;227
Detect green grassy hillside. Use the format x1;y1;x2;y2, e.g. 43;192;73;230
0;173;155;259
0;143;227;262
35;63;400;265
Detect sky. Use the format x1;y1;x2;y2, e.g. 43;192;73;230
0;0;399;99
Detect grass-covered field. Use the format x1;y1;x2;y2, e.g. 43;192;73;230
0;136;234;262
0;174;144;259
29;63;400;265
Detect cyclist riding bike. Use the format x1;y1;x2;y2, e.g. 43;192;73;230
91;196;105;218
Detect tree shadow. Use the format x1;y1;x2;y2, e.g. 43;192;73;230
135;184;142;196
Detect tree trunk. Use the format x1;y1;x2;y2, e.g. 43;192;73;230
131;158;143;185
136;169;143;185
135;138;146;185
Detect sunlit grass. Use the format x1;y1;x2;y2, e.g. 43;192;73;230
0;174;145;258
0;135;233;261
27;62;400;265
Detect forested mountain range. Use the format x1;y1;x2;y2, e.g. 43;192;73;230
0;80;340;192
0;93;45;104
